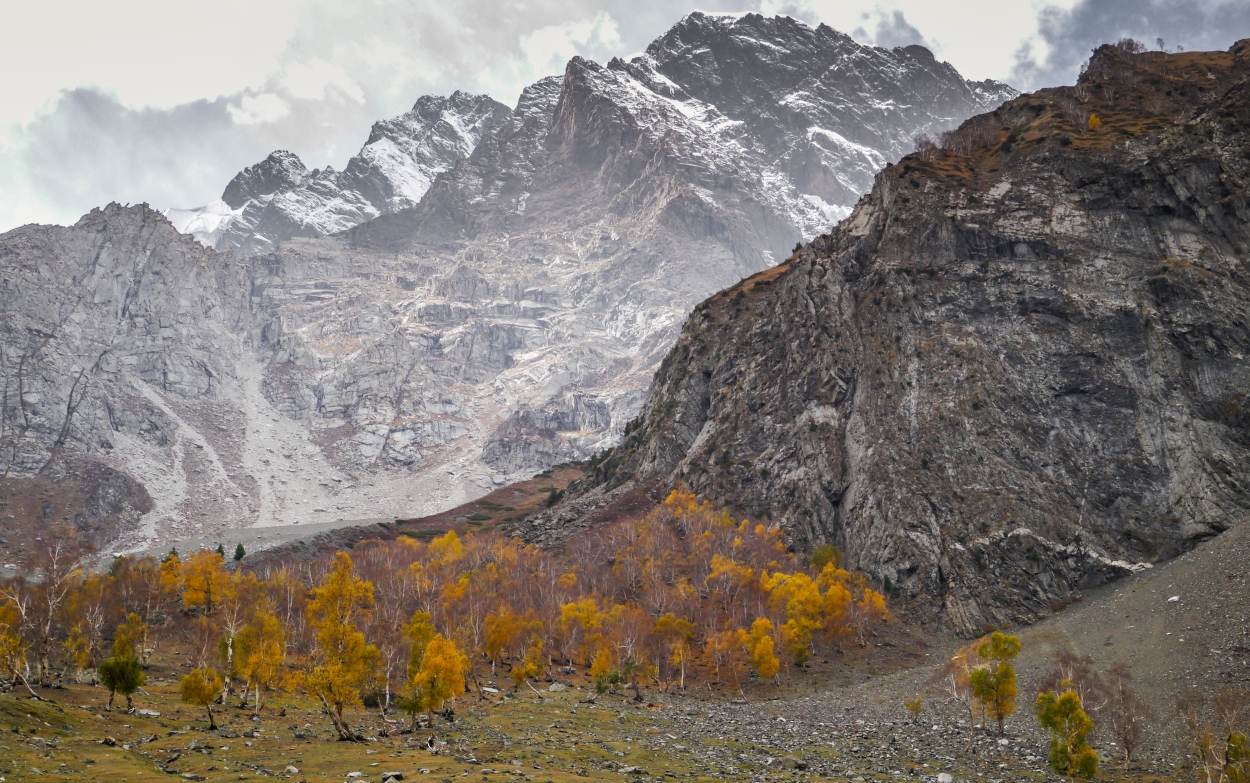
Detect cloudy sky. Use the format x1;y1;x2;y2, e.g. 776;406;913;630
2;0;1247;233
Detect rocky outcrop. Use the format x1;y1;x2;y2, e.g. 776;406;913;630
166;92;512;255
533;41;1250;634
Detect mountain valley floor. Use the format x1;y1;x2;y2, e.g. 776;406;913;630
3;516;1243;782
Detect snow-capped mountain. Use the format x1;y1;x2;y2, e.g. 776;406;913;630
311;12;1016;474
166;92;511;255
4;12;1016;554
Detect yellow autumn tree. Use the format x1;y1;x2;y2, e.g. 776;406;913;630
971;632;1022;736
590;646;615;692
705;554;755;606
746;618;780;682
181;549;228;613
179;667;224;729
406;633;465;728
702;628;748;690
303;552;380;741
404;610;436;676
510;635;544;690
235;608;287;715
762;571;822;665
559;597;601;665
654;613;695;689
63;625;91;683
484;606;521;674
112;612;147;659
941;638;985;746
0;600;34;697
429;531;464;566
159;550;182;594
1036;687;1098;782
850;586;890;646
818;563;889;645
61;571;112;682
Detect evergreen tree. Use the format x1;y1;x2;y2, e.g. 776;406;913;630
234;543;245;561
215;543;226;558
98;656;145;712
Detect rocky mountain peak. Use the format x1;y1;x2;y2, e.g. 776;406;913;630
221;150;309;210
168;92;511;255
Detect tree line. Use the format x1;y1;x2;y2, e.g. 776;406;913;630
0;487;889;739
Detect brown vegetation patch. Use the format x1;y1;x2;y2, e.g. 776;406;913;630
0;457;151;569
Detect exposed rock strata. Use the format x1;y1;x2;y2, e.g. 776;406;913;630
530;41;1250;634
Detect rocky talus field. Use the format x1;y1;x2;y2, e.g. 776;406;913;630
534;40;1250;634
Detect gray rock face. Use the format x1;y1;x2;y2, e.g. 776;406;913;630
0;206;257;546
0;204;492;551
1;13;1015;554
536;41;1250;633
221;150;310;209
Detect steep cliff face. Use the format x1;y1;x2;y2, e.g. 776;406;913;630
165;92;512;255
532;41;1250;634
0;205;258;550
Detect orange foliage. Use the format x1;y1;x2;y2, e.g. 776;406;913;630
0;482;893;733
180;549;228;613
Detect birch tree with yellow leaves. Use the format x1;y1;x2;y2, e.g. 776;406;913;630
303;552;379;741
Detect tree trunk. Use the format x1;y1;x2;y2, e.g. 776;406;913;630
15;670;44;701
222;637;234;699
38;638;51;687
323;700;357;741
206;704;216;730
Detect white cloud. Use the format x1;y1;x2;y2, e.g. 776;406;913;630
0;0;308;127
228;93;292;125
795;0;1074;82
477;12;625;98
1;0;1241;233
522;13;624;75
281;58;366;103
